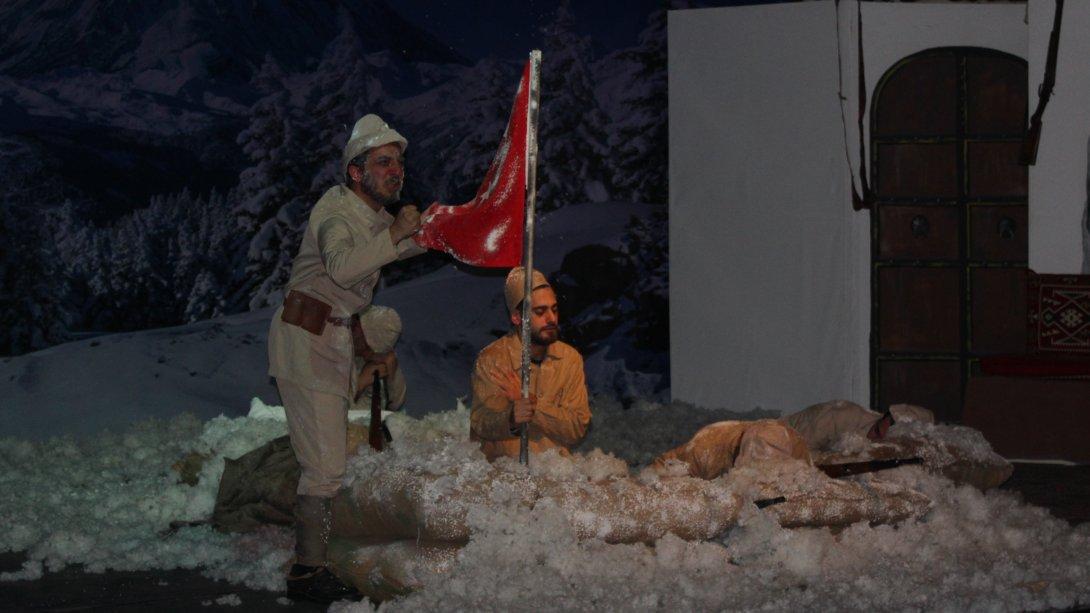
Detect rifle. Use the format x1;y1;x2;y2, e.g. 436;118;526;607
1022;0;1064;165
817;457;923;478
368;370;384;452
753;457;923;508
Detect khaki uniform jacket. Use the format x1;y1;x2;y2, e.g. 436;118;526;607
470;333;591;461
779;400;935;451
654;419;811;480
779;400;880;451
268;185;424;399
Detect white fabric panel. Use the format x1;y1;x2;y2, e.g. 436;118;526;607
668;1;865;414
1028;0;1090;274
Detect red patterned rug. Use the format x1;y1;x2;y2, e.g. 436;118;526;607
1028;273;1090;354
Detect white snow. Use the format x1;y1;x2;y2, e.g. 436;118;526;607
205;593;242;607
2;397;1088;611
483;219;509;253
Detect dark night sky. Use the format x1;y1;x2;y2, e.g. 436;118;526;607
391;1;789;60
391;0;670;60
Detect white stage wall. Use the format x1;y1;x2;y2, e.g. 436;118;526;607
1029;0;1090;274
669;2;863;414
669;1;1034;413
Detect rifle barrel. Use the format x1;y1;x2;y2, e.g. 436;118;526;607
817;457;923;479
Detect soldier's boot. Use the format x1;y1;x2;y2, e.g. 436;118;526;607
286;495;361;603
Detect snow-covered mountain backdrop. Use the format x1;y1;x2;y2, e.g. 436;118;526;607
0;0;669;425
0;201;661;440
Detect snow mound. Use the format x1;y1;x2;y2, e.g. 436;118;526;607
2;400;1089;612
0;413;289;589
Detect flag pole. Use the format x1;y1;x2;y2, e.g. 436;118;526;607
519;49;542;466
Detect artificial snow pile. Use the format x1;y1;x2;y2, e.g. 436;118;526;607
0;406;291;589
2;398;1090;611
341;413;745;544
333;402;1090;611
815;418;1014;491
378;472;1090;612
336;404;926;549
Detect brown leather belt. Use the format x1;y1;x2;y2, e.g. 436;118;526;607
281;290;371;357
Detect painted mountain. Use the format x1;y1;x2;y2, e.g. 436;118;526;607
0;1;667;397
0;0;465;217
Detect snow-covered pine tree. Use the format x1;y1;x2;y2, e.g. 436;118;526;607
612;9;668;360
607;9;667;205
619;207;668;354
236;22;401;311
75;224;117;331
537;1;613;211
66;187;234;330
100;194;174;329
435;58;521;204
0;199;78;355
229;55;313;311
50;199;99;324
177;189;231;322
305;19;387;196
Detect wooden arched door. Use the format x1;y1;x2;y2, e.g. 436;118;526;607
871;48;1028;423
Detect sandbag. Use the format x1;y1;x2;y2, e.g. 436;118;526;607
534;476;743;543
332;467;538;542
335;461;745;545
326;537;460;602
212;435;298;531
212;425;374;533
765;478;932;528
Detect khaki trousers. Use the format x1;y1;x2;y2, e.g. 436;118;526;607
277;379;349;498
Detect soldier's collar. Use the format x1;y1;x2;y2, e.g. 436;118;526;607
340;185;394;223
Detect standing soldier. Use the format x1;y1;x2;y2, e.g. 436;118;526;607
267;114;428;603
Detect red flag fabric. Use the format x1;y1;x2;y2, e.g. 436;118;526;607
413;62;529;268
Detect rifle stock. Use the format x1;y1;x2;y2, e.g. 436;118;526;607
368;370;384;452
1021;119;1043;166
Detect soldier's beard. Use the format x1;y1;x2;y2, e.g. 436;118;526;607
362;172;402;206
532;325;559;346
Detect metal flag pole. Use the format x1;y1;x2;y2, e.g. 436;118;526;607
519;49;542;466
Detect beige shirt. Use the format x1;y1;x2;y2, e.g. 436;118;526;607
268;185;425;399
470;333;591;461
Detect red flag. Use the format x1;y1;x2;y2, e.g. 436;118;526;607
413;62;529;268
